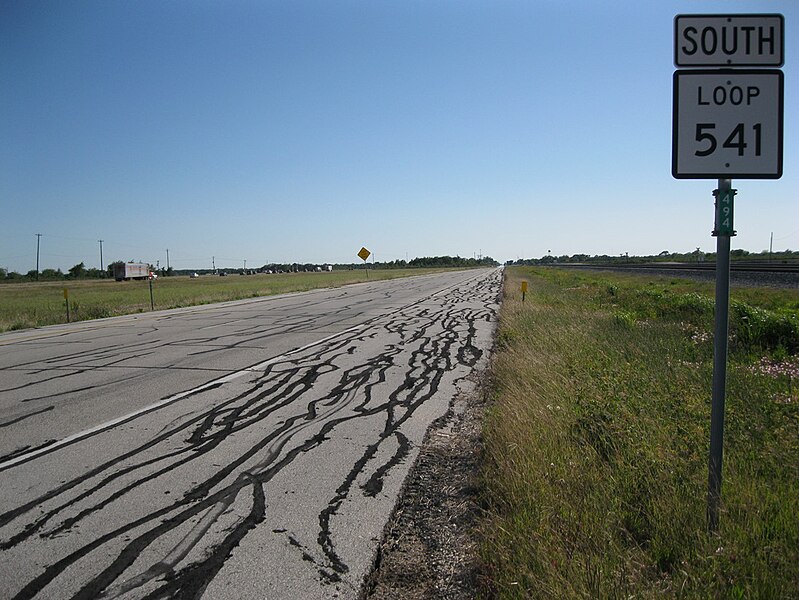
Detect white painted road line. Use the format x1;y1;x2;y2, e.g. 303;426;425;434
0;323;366;472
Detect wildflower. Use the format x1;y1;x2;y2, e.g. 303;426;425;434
750;356;799;403
750;356;799;379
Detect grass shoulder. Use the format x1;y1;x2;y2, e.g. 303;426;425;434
479;266;798;598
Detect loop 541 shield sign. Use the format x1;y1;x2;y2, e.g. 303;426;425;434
672;69;783;179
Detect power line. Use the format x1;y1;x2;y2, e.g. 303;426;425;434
40;253;96;259
38;233;97;242
773;229;799;241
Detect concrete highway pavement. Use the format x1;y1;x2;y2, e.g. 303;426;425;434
0;268;501;599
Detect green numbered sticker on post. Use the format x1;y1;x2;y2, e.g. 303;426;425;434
715;188;736;237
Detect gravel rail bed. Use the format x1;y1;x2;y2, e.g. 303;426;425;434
558;265;799;289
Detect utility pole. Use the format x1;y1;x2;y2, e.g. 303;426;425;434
99;240;104;273
35;233;42;281
243;259;246;272
212;256;215;273
769;232;773;262
166;249;170;271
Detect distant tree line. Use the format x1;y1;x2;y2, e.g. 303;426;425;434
245;256;496;273
505;249;798;267
171;256;498;276
256;256;498;272
0;262;107;282
5;248;795;283
407;255;498;268
0;254;501;283
0;260;164;282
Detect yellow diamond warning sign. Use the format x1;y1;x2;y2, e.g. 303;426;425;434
357;247;371;262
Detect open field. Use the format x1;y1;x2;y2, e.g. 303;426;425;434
480;267;798;598
0;268;453;333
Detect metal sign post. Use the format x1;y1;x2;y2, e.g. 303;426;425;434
708;179;735;532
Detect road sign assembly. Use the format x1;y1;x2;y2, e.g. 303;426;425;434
671;13;784;533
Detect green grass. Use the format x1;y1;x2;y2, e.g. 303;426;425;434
0;269;452;333
480;267;799;598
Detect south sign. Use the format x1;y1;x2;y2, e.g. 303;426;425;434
675;14;784;67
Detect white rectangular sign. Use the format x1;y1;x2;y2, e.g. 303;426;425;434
672;69;783;179
675;14;784;67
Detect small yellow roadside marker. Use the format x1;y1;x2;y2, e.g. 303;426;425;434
521;281;528;302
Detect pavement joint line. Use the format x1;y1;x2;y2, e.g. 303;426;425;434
0;323;366;472
0;323;132;346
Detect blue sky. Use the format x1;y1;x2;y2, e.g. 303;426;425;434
1;0;797;272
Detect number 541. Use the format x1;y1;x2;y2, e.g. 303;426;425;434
695;123;762;157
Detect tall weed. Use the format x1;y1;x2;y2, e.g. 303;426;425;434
480;267;799;598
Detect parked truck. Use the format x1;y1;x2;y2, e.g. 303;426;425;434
113;262;151;281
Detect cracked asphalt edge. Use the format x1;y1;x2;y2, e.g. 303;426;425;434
360;354;495;600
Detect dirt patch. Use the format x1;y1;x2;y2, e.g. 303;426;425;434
362;374;489;599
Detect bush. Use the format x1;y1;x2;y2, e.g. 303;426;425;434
660;292;714;321
731;302;799;353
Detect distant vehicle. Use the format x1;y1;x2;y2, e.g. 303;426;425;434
219;271;227;276
113;262;150;281
190;272;199;278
